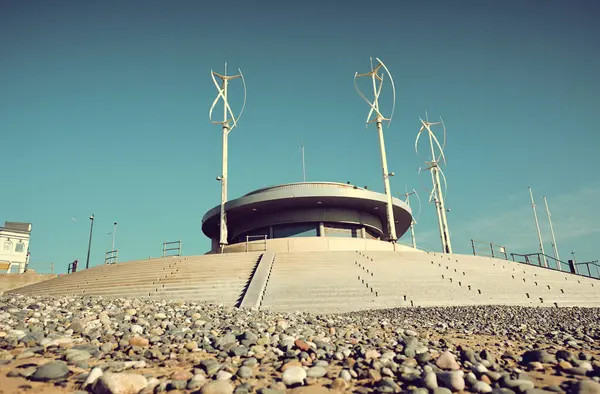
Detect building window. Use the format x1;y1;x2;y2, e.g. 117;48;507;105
323;223;361;238
272;223;318;239
3;241;12;251
15;242;24;253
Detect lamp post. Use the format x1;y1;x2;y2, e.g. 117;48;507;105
111;222;117;251
85;214;94;269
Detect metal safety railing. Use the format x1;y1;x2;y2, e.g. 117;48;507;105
471;239;508;260
245;235;267;252
162;241;182;257
510;252;599;280
105;250;118;265
575;260;600;279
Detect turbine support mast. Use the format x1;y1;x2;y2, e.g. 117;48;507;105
209;62;247;253
402;189;420;249
354;57;398;242
415;114;452;253
543;195;560;266
529;187;547;267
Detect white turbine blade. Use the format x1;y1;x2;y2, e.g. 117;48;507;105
428;187;436;203
438;167;448;200
439;116;447;151
209;70;227;121
354;73;380;126
430;131;447;166
417;166;434;203
376;58;396;127
413;188;422;222
232;68;247;128
415;130;423;155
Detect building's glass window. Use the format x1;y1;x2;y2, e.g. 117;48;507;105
3;241;12;251
15;242;24;253
272;223;318;238
324;223;361;238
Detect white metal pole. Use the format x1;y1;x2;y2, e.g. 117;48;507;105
431;177;446;252
405;194;416;248
111;222;117;251
210;64;245;253
543;196;560;266
354;58;397;242
376;118;397;241
529;187;547;267
427;130;449;253
435;168;452;253
219;75;230;251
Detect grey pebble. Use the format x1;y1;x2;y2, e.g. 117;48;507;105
30;361;70;382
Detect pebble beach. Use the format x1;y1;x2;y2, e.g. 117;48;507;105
1;294;599;394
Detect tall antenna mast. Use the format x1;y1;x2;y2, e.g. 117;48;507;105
528;187;547;267
301;134;306;182
354;57;398;242
209;62;247;252
415;113;452;253
401;187;421;249
543;195;560;266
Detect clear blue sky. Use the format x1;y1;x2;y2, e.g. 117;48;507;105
1;0;599;274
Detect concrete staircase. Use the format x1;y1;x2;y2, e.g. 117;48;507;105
260;251;379;314
7;250;600;312
6;253;262;306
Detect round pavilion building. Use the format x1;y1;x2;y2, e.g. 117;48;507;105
201;182;415;253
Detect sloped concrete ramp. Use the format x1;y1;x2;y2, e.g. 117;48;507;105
7;251;600;312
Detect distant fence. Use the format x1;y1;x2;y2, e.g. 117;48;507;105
575;260;600;279
471;240;508;260
245;235;267;252
163;241;182;257
510;252;599;280
105;250;118;265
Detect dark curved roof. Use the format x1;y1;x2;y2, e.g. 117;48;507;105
201;182;413;241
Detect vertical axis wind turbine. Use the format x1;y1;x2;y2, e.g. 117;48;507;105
543;195;560;266
209;63;247;252
354;57;398;242
401;187;421;248
528;187;547;267
415;113;452;253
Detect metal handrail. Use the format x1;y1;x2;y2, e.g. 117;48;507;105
245;235;267;252
510;252;599;280
471;239;508;260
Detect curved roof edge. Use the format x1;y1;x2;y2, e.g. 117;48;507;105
201;182;413;240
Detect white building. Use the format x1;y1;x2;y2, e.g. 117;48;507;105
0;222;31;274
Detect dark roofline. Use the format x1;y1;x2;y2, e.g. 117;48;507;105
1;221;32;234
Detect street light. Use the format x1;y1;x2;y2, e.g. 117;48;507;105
111;222;117;252
85;214;94;269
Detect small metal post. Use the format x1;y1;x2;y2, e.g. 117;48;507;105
111;222;117;252
490;242;495;258
85;214;95;269
529;187;547;267
471;240;476;256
